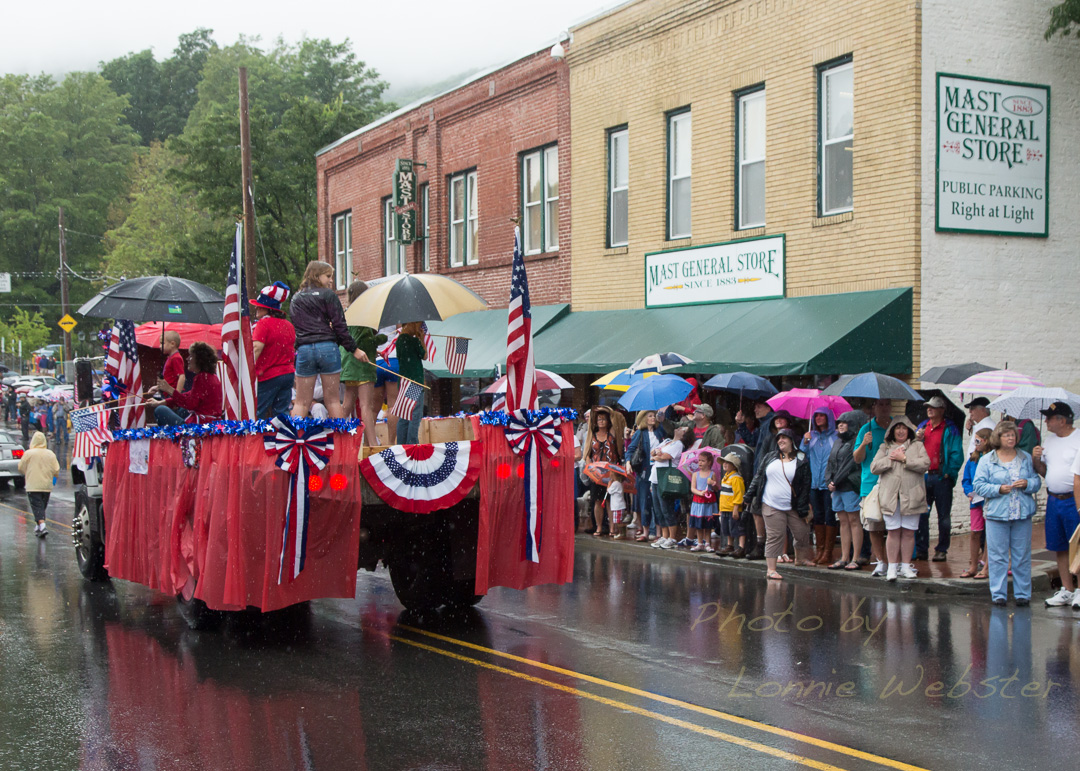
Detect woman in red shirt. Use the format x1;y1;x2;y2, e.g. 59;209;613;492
250;281;296;418
147;342;223;425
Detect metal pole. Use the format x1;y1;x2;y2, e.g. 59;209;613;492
59;207;73;374
238;67;258;300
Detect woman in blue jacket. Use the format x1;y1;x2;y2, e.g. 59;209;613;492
973;421;1042;606
800;408;838;565
626;410;666;541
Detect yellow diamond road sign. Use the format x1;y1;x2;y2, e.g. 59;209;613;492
58;314;77;333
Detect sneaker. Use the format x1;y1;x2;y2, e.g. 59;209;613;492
651;538;665;549
900;563;918;579
886;564;897;582
36;523;47;538
659;538;676;550
871;561;887;577
1072;595;1080;611
931;552;948;562
690;544;704;552
1045;588;1075;607
676;538;695;549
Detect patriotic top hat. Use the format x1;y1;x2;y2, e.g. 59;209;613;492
251;281;291;311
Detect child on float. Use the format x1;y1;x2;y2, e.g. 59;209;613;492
714;453;746;555
960;427;993;579
395;321;428;444
689;452;719;552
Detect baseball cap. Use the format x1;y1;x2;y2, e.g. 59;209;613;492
964;396;990;409
1040;401;1074;419
694;403;714;418
924;396;946;409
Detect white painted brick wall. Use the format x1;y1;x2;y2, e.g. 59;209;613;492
921;0;1080;391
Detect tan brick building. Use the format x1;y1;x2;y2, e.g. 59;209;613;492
557;0;921;379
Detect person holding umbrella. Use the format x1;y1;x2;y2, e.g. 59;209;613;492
339;281;387;445
585;406;625;536
800;408;839;565
290;261;368;419
826;411;867;570
626;410;666;542
147;342;223;425
853;399;892;575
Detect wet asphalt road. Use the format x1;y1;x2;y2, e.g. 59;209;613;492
2;477;1079;771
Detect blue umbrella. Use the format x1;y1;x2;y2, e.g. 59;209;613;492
607;369;657;388
701;371;778;400
617;375;694;411
821;372;923;401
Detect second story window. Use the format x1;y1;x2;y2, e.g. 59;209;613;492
384;198;406;275
667;110;691;239
522;145;559;254
737;88;766;229
333;211;352;289
820;58;853;215
608;127;628;247
450;170;478;266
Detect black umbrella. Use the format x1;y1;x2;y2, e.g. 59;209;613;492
919;362;996;386
77;277;226;325
905;389;965;429
821;372;923;401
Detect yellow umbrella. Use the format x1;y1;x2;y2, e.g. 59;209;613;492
591;369;658;392
345;273;488;328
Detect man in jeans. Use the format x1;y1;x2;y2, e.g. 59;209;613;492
916;396;963;561
1032;402;1080;608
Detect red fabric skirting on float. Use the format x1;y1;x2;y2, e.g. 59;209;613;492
471;417;575;595
103;433;363;611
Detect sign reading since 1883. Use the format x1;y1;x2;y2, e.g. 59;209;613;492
644;235;785;308
936;73;1050;237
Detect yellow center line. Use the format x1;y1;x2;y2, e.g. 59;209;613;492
386;632;851;771
399;624;929;771
0;499;73;531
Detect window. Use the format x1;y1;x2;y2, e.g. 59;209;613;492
667;110;691;239
383;198;406;276
449;170;478;266
820;59;853;215
737;88;766;229
522;146;559;254
420;183;430;271
608;127;628;247
332;212;352;289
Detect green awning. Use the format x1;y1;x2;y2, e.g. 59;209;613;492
424;303;570;378
532;288;912;376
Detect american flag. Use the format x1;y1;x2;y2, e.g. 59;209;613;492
390;379;425;421
71;404;112;462
505;226;537;412
221;223;257;420
378;323;437;361
105;319;145;428
444;336;469;376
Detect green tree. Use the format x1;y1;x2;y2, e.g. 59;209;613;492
1046;1;1080;38
100;49;161;145
102;142;227;286
0;308;51;356
170;37;393;290
0;72;138;325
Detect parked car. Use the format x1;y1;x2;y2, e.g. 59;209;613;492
0;430;26;490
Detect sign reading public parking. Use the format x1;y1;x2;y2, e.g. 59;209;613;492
936;73;1049;237
644;235;785;308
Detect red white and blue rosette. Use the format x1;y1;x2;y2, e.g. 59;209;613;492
360;441;482;514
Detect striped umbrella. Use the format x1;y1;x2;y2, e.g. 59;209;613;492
591;369;660;392
344;272;488;328
953;369;1044;396
626;352;694;375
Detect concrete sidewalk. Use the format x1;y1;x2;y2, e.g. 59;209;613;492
576;521;1059;597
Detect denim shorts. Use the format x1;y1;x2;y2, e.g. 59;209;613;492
295;341;341;378
375;357;400;386
831;489;861;513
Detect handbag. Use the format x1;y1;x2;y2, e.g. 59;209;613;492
630;433;647;470
1069;524;1080;576
860;483;883;523
657;466;689;499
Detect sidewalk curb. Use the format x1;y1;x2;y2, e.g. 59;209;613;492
575;534;1053;597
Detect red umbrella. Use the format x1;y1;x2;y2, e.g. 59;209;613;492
133;322;223;351
583;462;636;494
483;369;574;394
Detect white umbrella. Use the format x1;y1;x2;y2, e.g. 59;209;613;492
988;386;1080;421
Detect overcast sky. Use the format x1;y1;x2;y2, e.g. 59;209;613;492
1;0;612;89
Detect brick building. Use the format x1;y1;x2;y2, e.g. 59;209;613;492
315;47;571;309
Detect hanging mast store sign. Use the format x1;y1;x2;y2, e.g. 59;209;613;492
644;234;785;308
936;73;1050;237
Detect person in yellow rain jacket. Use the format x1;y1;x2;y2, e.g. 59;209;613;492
18;431;59;538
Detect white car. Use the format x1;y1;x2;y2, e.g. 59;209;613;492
0;430;26;490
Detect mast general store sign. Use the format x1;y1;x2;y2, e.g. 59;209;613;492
645;235;785;308
936;73;1049;237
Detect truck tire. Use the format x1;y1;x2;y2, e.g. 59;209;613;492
445;578;483;608
73;494;109;582
388;538;442;612
176;581;224;631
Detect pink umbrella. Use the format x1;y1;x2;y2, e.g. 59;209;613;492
677;446;727;479
483;369;574;394
766;388;852;419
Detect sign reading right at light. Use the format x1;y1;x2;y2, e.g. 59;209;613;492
936;73;1049;237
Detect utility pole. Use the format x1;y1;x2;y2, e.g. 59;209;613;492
59;207;72;375
238;67;258;300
